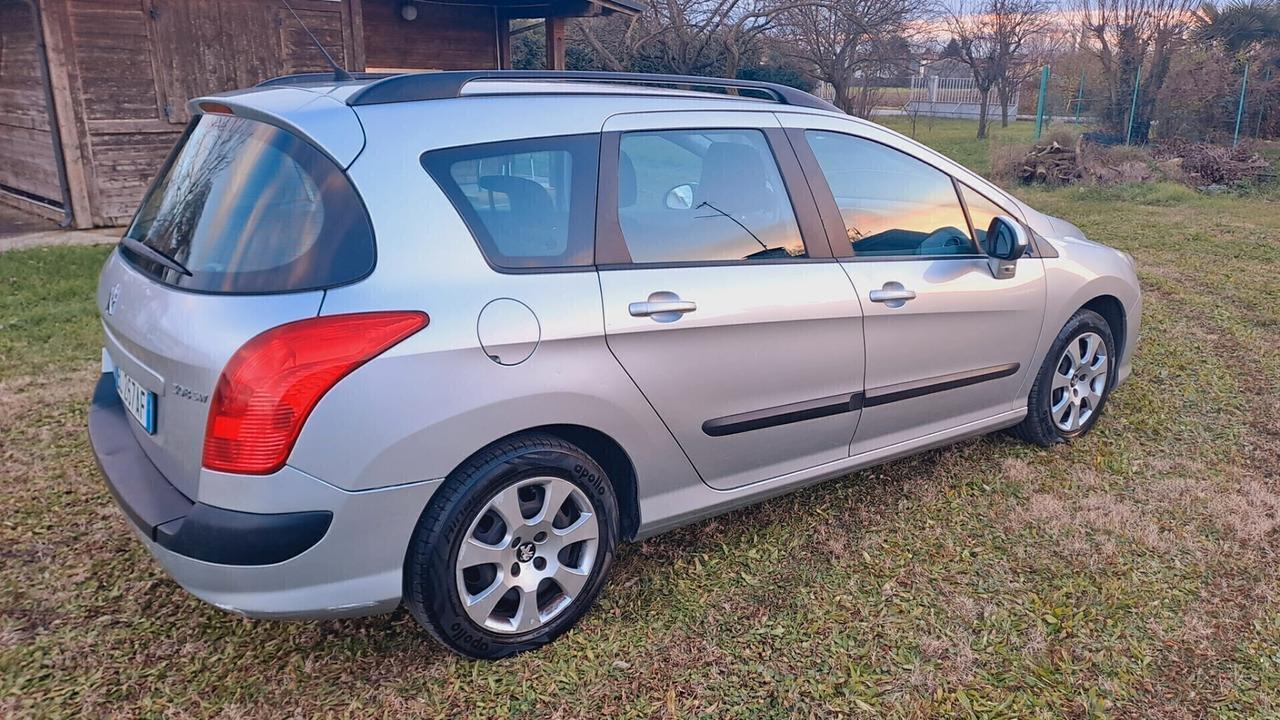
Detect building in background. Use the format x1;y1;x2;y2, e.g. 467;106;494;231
0;0;640;228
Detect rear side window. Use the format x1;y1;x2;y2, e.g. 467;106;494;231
805;131;976;257
422;135;598;269
123;113;374;293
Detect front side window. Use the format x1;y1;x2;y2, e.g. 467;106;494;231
616;129;805;264
124;113;375;293
959;184;1013;252
422;135;597;269
806;131;976;258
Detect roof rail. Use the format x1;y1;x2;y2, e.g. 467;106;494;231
343;70;841;113
256;72;393;88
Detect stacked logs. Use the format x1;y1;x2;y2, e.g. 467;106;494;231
1018;140;1083;185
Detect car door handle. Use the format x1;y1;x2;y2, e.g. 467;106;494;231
868;289;916;303
629;291;697;322
865;281;916;301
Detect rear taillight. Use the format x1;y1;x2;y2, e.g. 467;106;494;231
202;311;428;475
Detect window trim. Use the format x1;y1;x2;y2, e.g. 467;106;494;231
420;133;600;273
791;127;992;262
594;126;833;268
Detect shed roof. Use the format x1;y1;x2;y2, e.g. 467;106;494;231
405;0;645;19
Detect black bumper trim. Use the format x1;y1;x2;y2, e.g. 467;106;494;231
89;373;331;566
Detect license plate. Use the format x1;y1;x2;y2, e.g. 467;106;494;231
114;367;157;434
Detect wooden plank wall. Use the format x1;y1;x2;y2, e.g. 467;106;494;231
48;0;359;226
0;0;62;206
361;0;498;71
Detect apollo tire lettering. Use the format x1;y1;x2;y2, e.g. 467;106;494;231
573;463;606;495
449;621;490;651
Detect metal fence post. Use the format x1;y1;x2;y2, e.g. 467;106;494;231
1074;72;1086;125
1259;67;1274;138
1125;63;1141;145
1034;64;1050;140
1234;62;1250;147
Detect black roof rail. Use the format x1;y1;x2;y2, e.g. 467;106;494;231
255;72;393;88
343;70;841;113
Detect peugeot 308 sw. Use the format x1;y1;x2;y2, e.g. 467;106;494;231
89;71;1141;658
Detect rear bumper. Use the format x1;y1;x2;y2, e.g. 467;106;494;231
88;372;442;618
89;374;331;565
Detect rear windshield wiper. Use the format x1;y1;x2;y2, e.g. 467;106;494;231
120;236;193;277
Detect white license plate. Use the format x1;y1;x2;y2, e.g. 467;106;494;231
114;367;156;434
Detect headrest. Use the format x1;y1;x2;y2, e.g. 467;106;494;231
695;142;772;214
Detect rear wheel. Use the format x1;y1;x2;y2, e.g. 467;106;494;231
404;433;619;659
1013;309;1116;447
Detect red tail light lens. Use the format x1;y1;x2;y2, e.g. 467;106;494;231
202;311;428;475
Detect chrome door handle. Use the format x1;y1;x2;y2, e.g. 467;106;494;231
868;289;916;302
629;291;697;322
868;282;916;308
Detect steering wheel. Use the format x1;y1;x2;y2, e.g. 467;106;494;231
918;227;968;254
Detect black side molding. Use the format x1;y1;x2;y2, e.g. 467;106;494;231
863;363;1021;407
89;373;331;566
702;392;863;437
700;363;1022;437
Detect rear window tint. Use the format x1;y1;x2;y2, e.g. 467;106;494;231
422;134;598;270
122;114;374;293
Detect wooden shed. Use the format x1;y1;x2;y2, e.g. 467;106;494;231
0;0;641;228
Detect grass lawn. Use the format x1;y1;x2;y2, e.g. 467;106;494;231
3;119;1279;719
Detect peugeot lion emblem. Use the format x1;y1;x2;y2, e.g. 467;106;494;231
106;284;120;316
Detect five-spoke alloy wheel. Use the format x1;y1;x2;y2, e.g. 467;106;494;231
404;433;619;659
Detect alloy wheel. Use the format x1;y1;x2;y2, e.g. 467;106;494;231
455;476;599;635
1050;331;1109;433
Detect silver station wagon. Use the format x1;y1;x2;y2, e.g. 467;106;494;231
89;71;1140;658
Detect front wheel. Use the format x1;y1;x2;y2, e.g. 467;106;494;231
1012;309;1116;447
404;433;619;659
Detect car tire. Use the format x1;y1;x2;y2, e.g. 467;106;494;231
1012;309;1117;447
404;433;619;659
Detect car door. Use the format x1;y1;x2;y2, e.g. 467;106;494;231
596;110;865;490
780;113;1047;454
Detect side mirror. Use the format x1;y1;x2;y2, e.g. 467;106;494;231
985;215;1028;279
664;183;696;210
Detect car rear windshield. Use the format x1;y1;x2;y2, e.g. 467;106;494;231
121;113;374;294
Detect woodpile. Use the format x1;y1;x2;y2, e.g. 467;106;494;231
1018;140;1083;185
1153;139;1275;186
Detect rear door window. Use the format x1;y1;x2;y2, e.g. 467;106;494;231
422;135;598;269
123;113;375;294
616;129;806;263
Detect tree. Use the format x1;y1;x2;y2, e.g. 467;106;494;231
1193;0;1280;53
1076;0;1199;141
576;0;811;80
773;0;928;116
947;0;1054;138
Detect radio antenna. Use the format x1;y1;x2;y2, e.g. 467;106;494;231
280;0;354;82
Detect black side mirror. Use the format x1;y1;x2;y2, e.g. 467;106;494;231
985;215;1028;279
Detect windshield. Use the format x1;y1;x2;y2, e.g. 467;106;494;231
122;113;374;294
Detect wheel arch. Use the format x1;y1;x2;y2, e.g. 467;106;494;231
452;425;641;542
1079;294;1127;362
